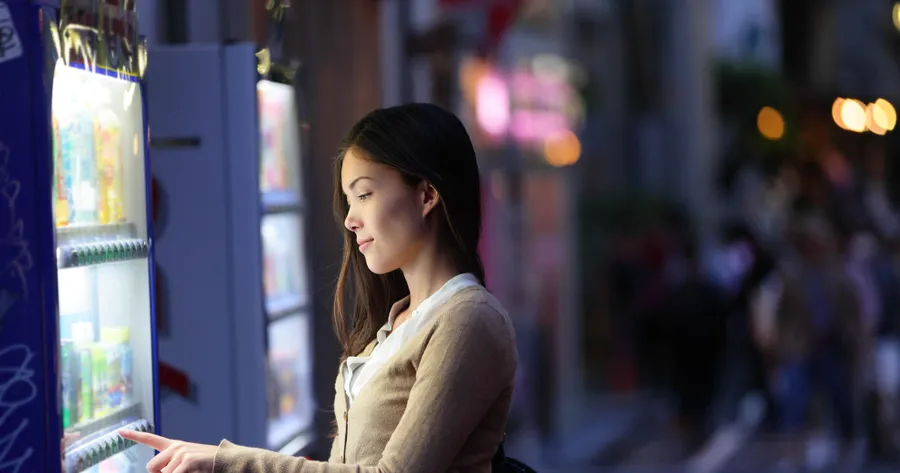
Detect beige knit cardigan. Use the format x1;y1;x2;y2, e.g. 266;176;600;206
214;285;518;473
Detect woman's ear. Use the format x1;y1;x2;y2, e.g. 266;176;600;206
420;181;441;218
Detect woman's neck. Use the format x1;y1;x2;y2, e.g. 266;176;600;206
401;247;460;312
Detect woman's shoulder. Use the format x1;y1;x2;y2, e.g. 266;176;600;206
431;285;516;347
442;284;507;314
417;286;518;377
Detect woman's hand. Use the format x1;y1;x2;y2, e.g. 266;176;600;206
119;429;217;473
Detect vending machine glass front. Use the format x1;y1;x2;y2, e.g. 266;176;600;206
258;80;315;451
53;61;156;471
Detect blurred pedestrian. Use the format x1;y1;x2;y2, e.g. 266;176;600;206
770;216;867;469
667;239;730;449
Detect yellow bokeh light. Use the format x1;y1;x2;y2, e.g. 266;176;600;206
832;98;849;130
867;103;888;135
875;98;897;130
543;130;581;167
840;99;867;132
757;106;785;140
460;57;490;106
893;3;900;31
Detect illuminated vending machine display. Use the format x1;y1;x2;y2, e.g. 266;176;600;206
0;1;158;473
258;80;315;452
147;45;315;456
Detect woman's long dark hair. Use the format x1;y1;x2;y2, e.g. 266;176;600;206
332;103;485;358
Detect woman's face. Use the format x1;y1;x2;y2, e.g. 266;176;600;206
341;149;437;274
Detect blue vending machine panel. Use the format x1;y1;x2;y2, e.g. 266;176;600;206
0;1;59;472
0;1;159;472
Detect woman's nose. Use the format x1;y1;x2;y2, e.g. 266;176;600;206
344;213;360;232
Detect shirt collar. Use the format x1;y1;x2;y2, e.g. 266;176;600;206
376;273;480;343
377;297;410;343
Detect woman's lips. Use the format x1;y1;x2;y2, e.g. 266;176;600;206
358;239;373;252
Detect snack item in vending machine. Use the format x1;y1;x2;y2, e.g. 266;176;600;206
95;109;124;224
268;236;292;296
58;96;99;224
52;115;70;227
274;356;297;415
107;346;123;409
119;328;133;405
263;251;278;297
60;340;77;428
91;346;108;416
271;122;287;190
261;223;280;297
78;347;93;421
259;93;287;191
72;322;95;422
100;327;128;409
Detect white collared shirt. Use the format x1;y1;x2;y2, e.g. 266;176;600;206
343;273;481;406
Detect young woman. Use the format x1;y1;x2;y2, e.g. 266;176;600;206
121;103;519;472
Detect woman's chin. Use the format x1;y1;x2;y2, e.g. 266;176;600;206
364;260;391;275
363;256;401;275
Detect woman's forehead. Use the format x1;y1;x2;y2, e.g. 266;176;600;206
341;150;390;191
342;150;373;178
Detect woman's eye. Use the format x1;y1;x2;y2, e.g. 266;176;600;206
357;193;372;201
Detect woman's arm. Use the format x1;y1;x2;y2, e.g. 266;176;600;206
214;302;517;473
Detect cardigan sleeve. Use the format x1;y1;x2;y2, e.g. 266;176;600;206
328;426;342;464
213;302;517;473
328;364;345;463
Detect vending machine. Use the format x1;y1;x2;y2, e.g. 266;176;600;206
0;1;159;472
147;44;316;455
257;78;317;454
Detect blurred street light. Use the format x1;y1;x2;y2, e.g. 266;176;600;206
893;2;900;32
839;98;867;132
832;98;849;130
833;97;895;134
464;54;584;151
542;130;581;167
874;98;897;130
476;72;511;137
866;102;888;135
756;106;784;140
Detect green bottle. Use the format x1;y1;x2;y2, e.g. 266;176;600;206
60;341;74;428
72;322;94;422
91;346;107;417
79;348;93;421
